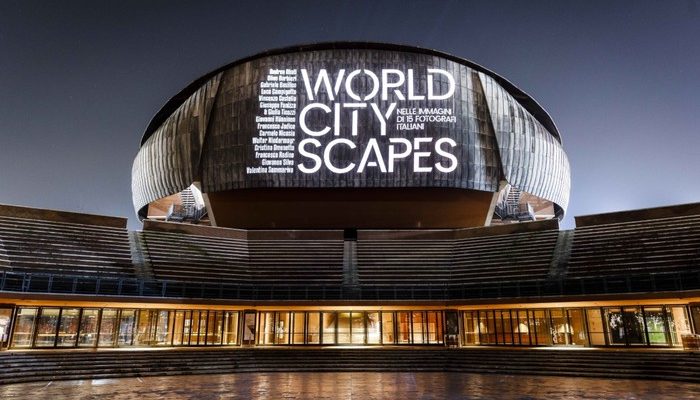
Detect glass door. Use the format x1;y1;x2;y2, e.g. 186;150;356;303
381;312;395;344
351;312;366;344
118;309;136;346
667;306;692;346
461;311;478;345
322;312;336;345
99;309;119;347
307;313;320;344
34;308;60;347
549;309;571;345
622;307;646;345
78;309;100;347
367;312;380;344
242;311;256;345
605;307;646;346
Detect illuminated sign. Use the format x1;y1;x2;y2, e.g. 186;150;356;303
247;57;462;178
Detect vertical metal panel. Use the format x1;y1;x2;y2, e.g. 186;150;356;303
0;237;9;271
477;73;570;213
131;74;222;214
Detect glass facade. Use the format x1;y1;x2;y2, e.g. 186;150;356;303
8;307;240;349
461;306;692;347
254;310;444;346
4;304;696;349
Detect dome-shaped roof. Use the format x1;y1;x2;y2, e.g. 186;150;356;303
140;42;561;145
132;42;570;223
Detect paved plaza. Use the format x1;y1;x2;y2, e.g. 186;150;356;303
1;372;698;399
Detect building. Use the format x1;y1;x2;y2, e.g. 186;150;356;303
0;44;698;382
132;43;570;229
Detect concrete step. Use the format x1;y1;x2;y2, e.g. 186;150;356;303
1;348;699;385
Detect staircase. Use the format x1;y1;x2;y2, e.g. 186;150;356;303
1;347;698;385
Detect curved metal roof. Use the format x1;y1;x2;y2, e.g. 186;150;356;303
140;42;562;146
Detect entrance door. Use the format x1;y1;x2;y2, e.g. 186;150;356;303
606;307;646;345
622;308;646;345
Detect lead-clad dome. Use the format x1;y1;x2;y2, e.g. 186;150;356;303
132;42;570;228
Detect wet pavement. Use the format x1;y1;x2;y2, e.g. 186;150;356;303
1;372;698;399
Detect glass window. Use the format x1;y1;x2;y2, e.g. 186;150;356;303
515;310;531;346
498;310;514;345
605;308;625;345
367;312;380;344
397;312;411;344
531;310;550;346
426;311;443;344
172;311;186;346
11;307;37;348
118;309;136;346
274;312;290;345
183;311;193;345
351;312;366;344
412;312;425;344
382;312;395;344
99;309;119;347
567;309;587;346
155;310;172;346
242;312;256;345
35;308;60;347
196;310;208;345
203;311;215;345
479;310;497;345
337;312;351;344
307;312;320;344
78;309;100;347
135;310;154;346
258;312;275;345
462;311;478;345
186;310;197;345
550;309;570;345
56;308;80;347
444;311;459;346
209;311;223;345
668;306;692;346
322;312;336;344
691;306;700;335
292;312;305;344
223;311;239;345
644;307;668;345
586;308;606;346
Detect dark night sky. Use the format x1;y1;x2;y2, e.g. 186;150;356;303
1;0;699;230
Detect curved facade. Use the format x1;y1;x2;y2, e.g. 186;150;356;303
132;43;570;228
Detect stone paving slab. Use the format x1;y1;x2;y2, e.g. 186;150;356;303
1;372;699;399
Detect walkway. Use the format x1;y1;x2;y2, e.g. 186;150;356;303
1;372;699;399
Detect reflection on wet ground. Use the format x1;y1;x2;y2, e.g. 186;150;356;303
1;372;698;399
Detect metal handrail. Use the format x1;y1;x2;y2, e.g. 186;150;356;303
0;269;699;301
